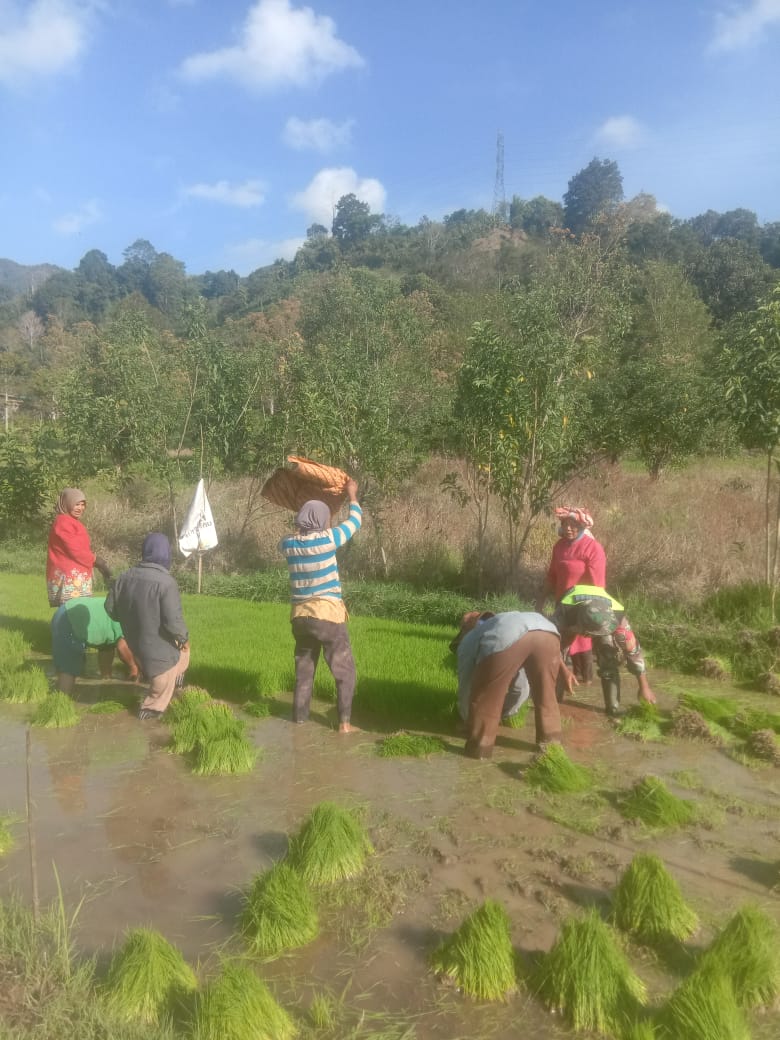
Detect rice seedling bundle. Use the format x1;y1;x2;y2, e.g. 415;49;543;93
502;702;530;728
242;699;272;718
191;726;257;777
87;700;126;714
0;628;29;671
624;1021;657;1040
616;701;666;742
376;732;446;757
0;817;15;856
1;665;50;704
191;961;295;1040
612;854;699;942
670;708;731;746
169;699;239;755
104;926;197;1025
167;686;212;721
736;708;780;735
744;728;780;764
240;862;319;957
523;743;593;794
287;802;374;885
430;899;516;1001
697;904;780;1010
32;691;79;728
534;908;646;1034
620;776;695;830
657;960;749;1040
681;692;740;726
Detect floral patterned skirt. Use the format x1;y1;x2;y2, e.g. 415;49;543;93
47;568;92;608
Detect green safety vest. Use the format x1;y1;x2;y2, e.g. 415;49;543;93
559;585;623;612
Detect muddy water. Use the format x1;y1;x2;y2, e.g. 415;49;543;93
0;671;779;1038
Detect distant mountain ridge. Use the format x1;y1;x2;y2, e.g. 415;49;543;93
0;258;62;300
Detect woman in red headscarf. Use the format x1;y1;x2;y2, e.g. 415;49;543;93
46;487;111;607
535;506;606;684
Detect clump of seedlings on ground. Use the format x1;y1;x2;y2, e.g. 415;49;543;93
697;904;780;1010
242;698;271;718
523;743;593;794
168;688;257;776
103;926;197;1025
534;908;646;1035
1;664;50;705
502;703;530;729
612;853;699;943
430;899;516;1001
670;707;732;746
743;728;780;764
240;861;319;957
0;816;15;856
0;628;29;671
87;700;127;714
287;802;374;885
619;776;695;830
616;701;667;742
376;732;446;757
191;960;295;1040
32;690;79;728
658;959;749;1040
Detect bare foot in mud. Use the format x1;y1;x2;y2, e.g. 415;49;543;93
338;722;361;734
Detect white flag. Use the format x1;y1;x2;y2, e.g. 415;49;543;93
178;478;218;558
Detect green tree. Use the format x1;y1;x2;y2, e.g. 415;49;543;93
509;195;564;236
718;288;780;590
331;194;382;245
687;239;775;324
563;158;624;235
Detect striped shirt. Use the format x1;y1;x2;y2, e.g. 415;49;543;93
280;503;363;607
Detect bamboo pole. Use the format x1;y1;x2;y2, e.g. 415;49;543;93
25;727;39;923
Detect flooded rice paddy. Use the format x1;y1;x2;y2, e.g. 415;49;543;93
0;663;778;1039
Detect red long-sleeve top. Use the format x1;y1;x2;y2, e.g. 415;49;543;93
46;514;95;581
547;534;607;655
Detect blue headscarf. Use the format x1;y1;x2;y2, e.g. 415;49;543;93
141;532;172;569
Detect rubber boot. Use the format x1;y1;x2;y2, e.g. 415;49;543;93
601;677;623;717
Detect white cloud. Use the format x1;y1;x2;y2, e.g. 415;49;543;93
283;116;353;152
53;198;102;234
224;235;305;273
183;179;267;207
291;167;386;226
179;0;364;90
710;0;780;52
595;115;645;149
0;0;91;86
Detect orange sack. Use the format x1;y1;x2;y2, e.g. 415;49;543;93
260;455;351;515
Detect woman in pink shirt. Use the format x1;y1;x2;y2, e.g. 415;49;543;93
46;488;111;607
535;506;606;684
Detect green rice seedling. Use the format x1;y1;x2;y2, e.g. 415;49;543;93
697;904;780;1010
430;899;516;1001
308;991;338;1029
169;699;237;755
534;908;646;1035
103;926;197;1025
680;692;740;727
167;686;212;720
0;628;29;671
32;691;79;728
619;776;695;830
287;801;374;885
240;861;318;957
657;960;749;1040
191;725;257;777
523;743;593;794
191;960;295;1040
1;664;50;703
616;701;666;742
0;816;15;856
242;699;271;718
624;1021;657;1040
87;700;127;714
376;732;446;757
612;854;699;942
735;707;780;735
744;728;780;764
502;702;530;728
670;707;733;746
697;656;732;681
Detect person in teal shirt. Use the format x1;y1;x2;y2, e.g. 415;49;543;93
51;596;138;695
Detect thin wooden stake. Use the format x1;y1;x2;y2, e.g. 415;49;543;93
197;552;203;594
25;727;39;923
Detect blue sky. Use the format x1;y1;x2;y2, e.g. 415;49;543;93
1;0;779;276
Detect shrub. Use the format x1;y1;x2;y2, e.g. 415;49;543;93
612;854;698;942
534;908;646;1034
287;802;374;885
430;899;516;1001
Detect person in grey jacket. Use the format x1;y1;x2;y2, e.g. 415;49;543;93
451;610;568;758
105;532;189;720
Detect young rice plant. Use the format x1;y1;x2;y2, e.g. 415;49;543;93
32;691;79;728
376;732;446;757
612;853;699;943
430;899;516;1002
523;743;593;794
240;862;319;957
619;776;695;830
657;960;749;1040
191;961;295;1040
103;926;197;1025
697;903;780;1010
287;802;374;885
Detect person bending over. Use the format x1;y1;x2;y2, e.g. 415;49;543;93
51;595;139;695
553;584;656;718
279;480;362;734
